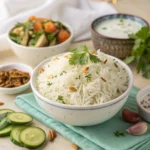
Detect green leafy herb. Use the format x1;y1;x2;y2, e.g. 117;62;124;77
114;131;125;137
124;27;150;79
120;18;124;23
9;33;22;44
47;33;55;41
85;74;92;82
29;31;44;46
69;45;100;65
60;71;67;76
47;82;52;86
25;21;34;31
15;22;25;28
102;27;107;30
57;95;65;104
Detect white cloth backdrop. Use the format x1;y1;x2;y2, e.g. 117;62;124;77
0;0;116;50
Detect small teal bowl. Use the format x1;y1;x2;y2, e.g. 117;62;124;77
91;13;149;59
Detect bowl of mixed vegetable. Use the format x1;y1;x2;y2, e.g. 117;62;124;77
8;16;73;66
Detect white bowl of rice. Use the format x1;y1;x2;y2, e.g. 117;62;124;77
31;47;133;126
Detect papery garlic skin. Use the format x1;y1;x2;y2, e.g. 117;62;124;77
126;122;148;136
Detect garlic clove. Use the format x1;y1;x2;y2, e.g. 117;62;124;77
126;122;148;136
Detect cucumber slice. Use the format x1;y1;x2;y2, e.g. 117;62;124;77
7;112;33;125
10;126;27;147
0;117;10;130
0;109;15;121
0;125;14;137
20;127;46;149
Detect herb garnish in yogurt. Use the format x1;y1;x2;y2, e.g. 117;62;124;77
95;18;142;39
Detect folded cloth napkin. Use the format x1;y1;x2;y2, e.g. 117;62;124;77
15;87;150;150
0;0;116;50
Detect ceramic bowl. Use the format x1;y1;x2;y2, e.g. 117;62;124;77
91;13;149;59
0;63;32;94
31;52;133;126
136;86;150;122
7;22;73;67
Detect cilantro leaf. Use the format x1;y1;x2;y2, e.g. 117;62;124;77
69;45;100;65
57;95;65;104
89;54;100;63
114;131;125;137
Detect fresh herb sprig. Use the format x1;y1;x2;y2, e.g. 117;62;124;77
114;131;125;137
85;74;92;82
57;95;65;104
124;27;150;79
69;45;100;65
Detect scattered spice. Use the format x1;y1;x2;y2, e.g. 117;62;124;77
69;86;77;92
101;77;107;82
48;129;56;141
140;94;150;109
0;102;4;106
114;62;118;68
103;59;107;64
72;143;79;150
39;68;44;73
64;55;69;59
48;74;53;79
89;50;97;55
0;69;30;88
114;130;125;137
82;67;89;73
53;57;59;61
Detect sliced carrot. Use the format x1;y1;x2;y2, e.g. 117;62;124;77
33;21;43;32
44;22;57;33
57;29;70;43
28;16;37;21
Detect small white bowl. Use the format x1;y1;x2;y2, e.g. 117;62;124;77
31;53;133;126
0;63;32;94
136;86;150;122
7;22;73;67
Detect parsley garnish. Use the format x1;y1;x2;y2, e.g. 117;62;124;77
47;82;52;86
120;18;124;23
102;27;107;30
9;33;22;44
57;95;65;104
114;131;125;137
69;45;100;65
85;74;92;82
124;27;150;79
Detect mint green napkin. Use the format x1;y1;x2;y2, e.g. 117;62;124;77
15;87;150;150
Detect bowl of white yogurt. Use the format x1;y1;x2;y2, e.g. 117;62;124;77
91;14;149;59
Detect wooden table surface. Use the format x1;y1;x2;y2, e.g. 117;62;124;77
0;0;150;150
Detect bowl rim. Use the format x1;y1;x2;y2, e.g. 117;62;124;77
31;51;133;109
0;63;33;91
91;13;149;40
7;21;73;50
136;86;150;114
